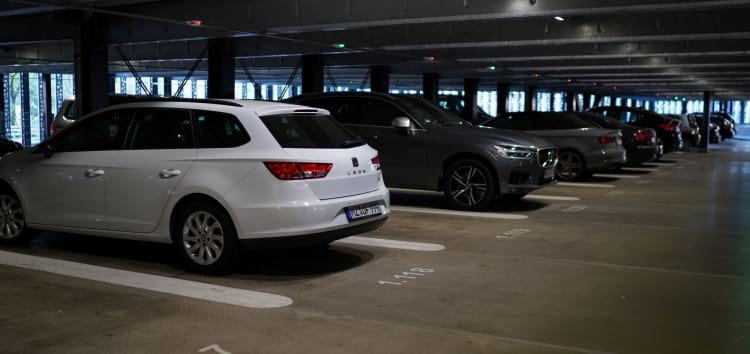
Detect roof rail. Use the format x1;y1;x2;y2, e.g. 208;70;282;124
107;95;243;108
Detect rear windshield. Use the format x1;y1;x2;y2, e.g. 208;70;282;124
260;114;365;149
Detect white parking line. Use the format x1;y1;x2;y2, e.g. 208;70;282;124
523;194;581;201
556;182;616;188
592;173;642;179
336;236;445;251
391;206;528;220
621;167;660;172
0;250;293;309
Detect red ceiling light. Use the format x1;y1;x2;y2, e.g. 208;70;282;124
533;73;541;78
424;56;436;62
566;79;573;83
186;19;203;27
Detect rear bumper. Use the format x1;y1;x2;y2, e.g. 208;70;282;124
240;217;387;251
626;145;659;165
586;147;628;172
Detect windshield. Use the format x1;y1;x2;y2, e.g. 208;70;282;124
396;96;471;127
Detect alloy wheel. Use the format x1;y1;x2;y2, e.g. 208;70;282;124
557;152;584;180
182;211;225;266
448;165;489;207
0;195;24;240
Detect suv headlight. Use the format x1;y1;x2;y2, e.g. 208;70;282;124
494;145;536;159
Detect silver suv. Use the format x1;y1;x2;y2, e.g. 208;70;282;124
286;93;557;211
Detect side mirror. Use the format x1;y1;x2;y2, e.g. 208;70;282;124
391;117;412;129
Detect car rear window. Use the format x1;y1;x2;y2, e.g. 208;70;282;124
260;114;364;149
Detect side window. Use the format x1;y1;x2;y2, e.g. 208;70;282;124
52;109;133;152
299;98;363;125
127;109;194;150
362;99;405;126
194;110;250;148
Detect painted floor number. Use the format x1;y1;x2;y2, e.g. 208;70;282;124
378;268;434;286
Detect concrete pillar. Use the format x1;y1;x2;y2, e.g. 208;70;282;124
700;91;711;152
301;54;325;94
463;78;480;123
496;83;510;115
423;73;440;104
524;86;536;112
108;74;116;96
207;38;235;99
74;12;109;116
370;65;390;93
565;92;576;112
43;74;52;140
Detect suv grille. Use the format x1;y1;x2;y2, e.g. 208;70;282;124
538;148;557;168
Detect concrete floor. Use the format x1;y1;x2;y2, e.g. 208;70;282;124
2;129;750;354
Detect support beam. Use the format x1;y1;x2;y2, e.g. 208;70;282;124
20;73;30;147
164;77;172;97
301;54;325;94
524;86;536;112
700;91;711;152
207;38;235;99
423;73;440;104
496;83;510;115
463;79;479;123
43;73;52;140
593;94;603;107
0;74;5;136
74;13;109;116
370;65;390;93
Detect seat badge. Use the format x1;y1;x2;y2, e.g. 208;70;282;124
352;157;359;167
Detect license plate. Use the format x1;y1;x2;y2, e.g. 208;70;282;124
345;202;382;221
544;168;555;179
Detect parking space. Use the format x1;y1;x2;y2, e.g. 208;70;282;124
2;137;749;353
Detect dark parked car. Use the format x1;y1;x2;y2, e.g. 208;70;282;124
573;112;659;165
0;137;23;156
688;113;726;143
589;106;683;153
285;92;558;210
481;112;627;181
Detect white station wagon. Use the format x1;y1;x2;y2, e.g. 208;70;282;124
0;98;390;273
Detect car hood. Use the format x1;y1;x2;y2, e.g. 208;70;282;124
432;125;555;149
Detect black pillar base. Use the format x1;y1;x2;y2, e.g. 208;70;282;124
208;38;235;99
464;79;480;123
423;73;440;104
302;55;325;94
370;65;390;93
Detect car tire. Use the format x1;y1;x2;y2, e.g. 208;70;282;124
0;192;37;245
173;201;240;274
444;159;497;211
556;150;587;181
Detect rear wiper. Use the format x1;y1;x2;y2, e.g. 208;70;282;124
341;139;366;148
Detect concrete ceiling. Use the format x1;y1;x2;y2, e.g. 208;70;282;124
2;0;750;98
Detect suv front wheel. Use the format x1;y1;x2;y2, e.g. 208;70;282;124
444;159;497;211
174;201;240;274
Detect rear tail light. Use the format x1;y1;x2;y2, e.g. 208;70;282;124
264;162;333;180
371;156;381;171
658;122;678;132
633;130;650;142
598;135;617;144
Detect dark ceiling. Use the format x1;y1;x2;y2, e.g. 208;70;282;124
2;0;750;98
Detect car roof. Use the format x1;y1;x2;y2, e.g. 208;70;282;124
285;91;397;101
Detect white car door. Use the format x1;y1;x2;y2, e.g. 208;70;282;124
27;108;133;229
105;108;195;233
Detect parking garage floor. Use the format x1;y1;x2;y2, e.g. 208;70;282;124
2;131;750;354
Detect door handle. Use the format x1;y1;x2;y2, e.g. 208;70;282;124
84;169;105;178
159;169;182;179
